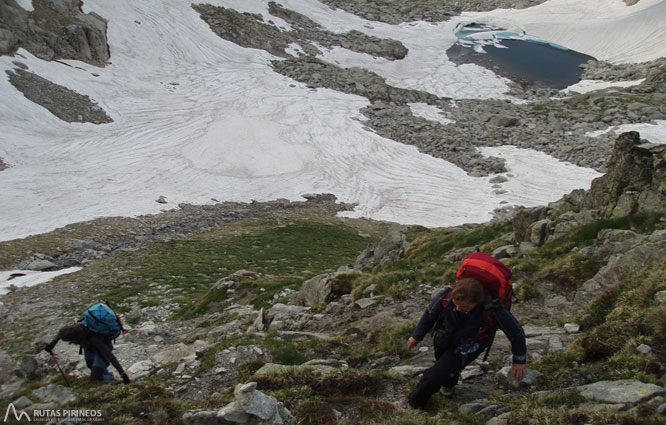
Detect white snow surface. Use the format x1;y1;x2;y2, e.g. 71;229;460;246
0;268;81;296
564;79;646;94
0;0;662;242
477;0;666;63
588;120;666;144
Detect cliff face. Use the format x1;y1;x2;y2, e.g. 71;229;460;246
0;0;109;66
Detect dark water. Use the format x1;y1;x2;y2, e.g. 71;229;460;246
448;39;596;90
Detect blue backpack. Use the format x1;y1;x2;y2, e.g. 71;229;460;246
82;303;123;339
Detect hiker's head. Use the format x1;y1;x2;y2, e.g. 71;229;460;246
452;278;484;312
58;324;88;346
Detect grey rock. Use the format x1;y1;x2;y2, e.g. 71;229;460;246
255;362;338;377
497;367;542;389
234;382;277;421
563;324;580;333
182;409;218;425
354;225;409;269
485;412;511;425
492;245;517;259
266;303;309;325
12;395;32;409
386;365;428;379
459;401;490;414
297;269;360;307
518;241;537;253
354;296;383;309
655;290;666;304
26;259;57;271
31;384;77;405
528;219;551;247
217;401;251;423
489;115;519;127
636;344;652;354
577;379;666;405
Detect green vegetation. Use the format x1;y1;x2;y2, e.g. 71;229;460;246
89;219;372;317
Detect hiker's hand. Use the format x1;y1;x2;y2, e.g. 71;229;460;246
44;342;55;354
512;363;526;382
407;337;419;350
121;373;131;384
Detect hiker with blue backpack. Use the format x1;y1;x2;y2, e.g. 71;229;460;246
44;303;130;384
406;253;526;410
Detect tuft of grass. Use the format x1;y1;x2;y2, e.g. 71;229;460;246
533;253;601;291
256;369;381;398
369;322;416;357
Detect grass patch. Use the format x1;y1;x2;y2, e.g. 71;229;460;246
368;322;416;357
404;222;512;265
541;212;664;257
95;219;371;318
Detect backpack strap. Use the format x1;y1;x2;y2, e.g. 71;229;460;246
479;298;504;361
441;290;453;309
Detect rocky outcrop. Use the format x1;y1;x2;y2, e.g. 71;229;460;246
513;132;665;247
0;0;109;66
319;0;547;24
192;2;407;61
582;131;666;217
354;225;410;269
6;68;113;124
574;229;666;307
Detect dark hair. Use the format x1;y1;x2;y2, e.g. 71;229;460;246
451;278;485;305
57;324;88;346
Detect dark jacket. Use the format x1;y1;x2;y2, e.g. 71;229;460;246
412;288;527;364
47;327;127;376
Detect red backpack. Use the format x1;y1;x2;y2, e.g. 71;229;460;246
443;252;513;358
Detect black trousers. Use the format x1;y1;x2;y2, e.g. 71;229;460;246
408;347;482;410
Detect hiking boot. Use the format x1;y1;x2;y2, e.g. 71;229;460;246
440;386;455;398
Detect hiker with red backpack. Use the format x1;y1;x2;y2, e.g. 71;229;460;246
44;302;131;384
406;253;526;410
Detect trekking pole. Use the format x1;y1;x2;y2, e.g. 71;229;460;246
49;352;71;387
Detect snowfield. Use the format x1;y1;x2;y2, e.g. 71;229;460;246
1;0;664;242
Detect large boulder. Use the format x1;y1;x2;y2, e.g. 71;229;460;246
513;207;549;243
296;268;360;307
354;226;409;269
182;382;294;425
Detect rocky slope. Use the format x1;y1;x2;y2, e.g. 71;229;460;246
0;131;664;425
0;1;665;424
